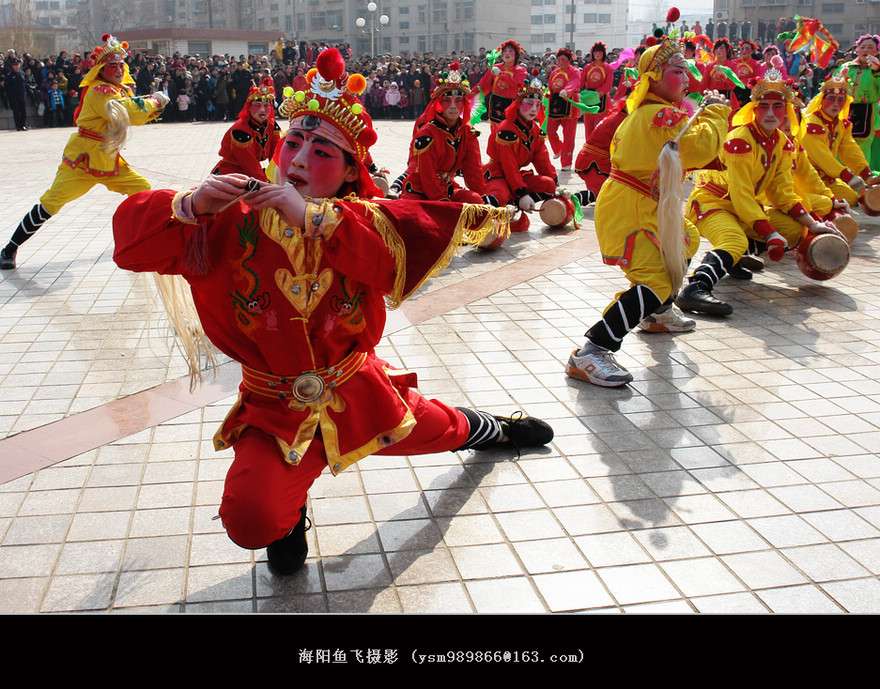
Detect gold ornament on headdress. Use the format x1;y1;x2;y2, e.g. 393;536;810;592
80;33;134;88
732;68;803;130
278;49;375;162
430;61;471;101
805;73;854;121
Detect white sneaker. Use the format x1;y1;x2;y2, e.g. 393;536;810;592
638;306;696;333
565;346;633;387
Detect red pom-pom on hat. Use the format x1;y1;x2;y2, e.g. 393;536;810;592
646;36;658;47
450;61;460;71
316;48;346;82
666;7;680;23
101;33;110;42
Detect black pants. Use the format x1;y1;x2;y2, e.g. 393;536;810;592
10;99;27;130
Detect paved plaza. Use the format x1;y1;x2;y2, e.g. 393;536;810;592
1;117;880;614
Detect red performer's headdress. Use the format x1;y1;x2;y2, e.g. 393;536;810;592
277;49;380;197
237;77;277;124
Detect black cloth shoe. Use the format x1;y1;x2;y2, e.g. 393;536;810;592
0;245;17;270
493;412;554;456
727;261;753;280
675;281;733;316
738;254;764;272
266;506;310;575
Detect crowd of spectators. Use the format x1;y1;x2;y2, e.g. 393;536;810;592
0;20;864;130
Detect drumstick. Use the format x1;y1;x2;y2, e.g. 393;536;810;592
215;179;262;213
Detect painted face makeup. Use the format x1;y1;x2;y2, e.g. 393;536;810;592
100;59;125;85
249;100;272;124
440;93;465;124
652;63;689;103
754;98;787;134
278;128;356;199
519;97;539;121
822;92;847;119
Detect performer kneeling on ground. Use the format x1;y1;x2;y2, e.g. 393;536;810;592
0;34;168;270
678;69;836;316
111;50;553;576
801;74;879;211
398;62;487;204
483;71;558;233
566;29;731;387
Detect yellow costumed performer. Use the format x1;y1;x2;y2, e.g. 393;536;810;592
566;20;731;387
800;74;879;210
0;34;169;270
678;68;831;315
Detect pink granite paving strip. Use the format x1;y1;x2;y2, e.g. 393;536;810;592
0;229;598;482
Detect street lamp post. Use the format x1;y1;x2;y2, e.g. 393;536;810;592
356;2;390;57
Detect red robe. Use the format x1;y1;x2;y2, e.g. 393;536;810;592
112;192;504;474
484;115;557;203
580;61;614;115
575;106;628;196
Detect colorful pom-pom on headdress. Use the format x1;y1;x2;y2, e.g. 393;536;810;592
246;77;276;104
278;48;377;163
429;60;471;101
80;32;134;88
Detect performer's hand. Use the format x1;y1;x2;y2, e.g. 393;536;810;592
519;195;536;212
847;175;867;192
702;90;730;108
191;174;255;216
832;198;849;211
766;231;787;262
152;92;171;109
559;89;568;100
867;175;880;187
867;55;880;71
246;182;308;229
808;221;843;238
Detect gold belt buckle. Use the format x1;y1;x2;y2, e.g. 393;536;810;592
291;373;325;403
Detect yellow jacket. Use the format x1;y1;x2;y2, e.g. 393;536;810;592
801;111;870;184
689;124;803;228
595;94;729;261
62;80;165;177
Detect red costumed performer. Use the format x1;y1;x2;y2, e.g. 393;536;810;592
546;48;583;171
212;77;282;182
111;49;553;575
399;61;487;203
581;42;614;140
473;40;529;130
483;70;558;233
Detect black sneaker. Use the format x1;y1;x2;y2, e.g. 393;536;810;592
738;254;764;272
266;505;310;575
675;281;733;316
727;262;753;280
493;412;554;455
0;245;17;270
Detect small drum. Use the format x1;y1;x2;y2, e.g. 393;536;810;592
795;232;851;281
858;185;880;217
539;198;574;228
477;228;506;250
826;210;858;243
372;175;390;196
